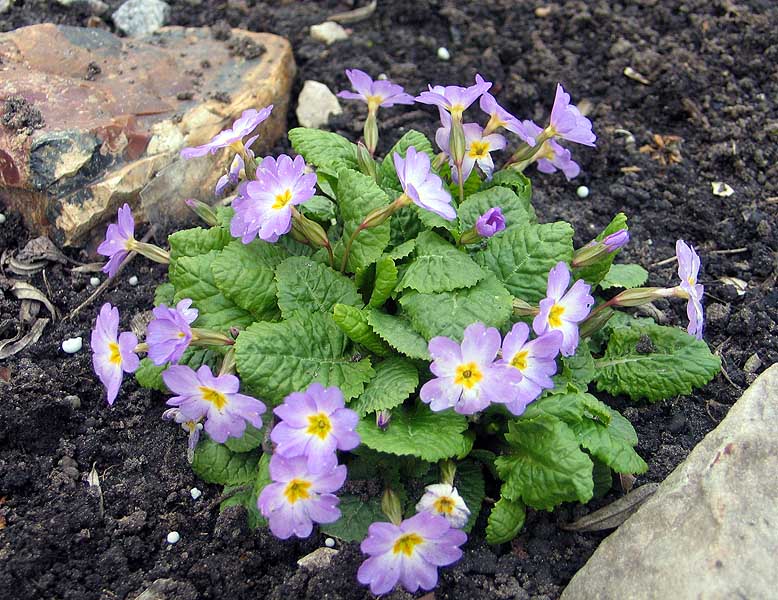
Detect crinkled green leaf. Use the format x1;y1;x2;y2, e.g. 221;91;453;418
389;206;424;248
399;273;512;341
350;357;419;416
397;231;486;294
153;282;175;307
220;453;270;528
332;304;392;357
456;460;486;533
369;257;398;308
211;240;287;321
135;348;221;392
365;309;431;360
486;497;526;544
457;186;532;233
599;263;649;290
379;130;435;192
134;358;167;392
386;238;417;261
481;170;535;222
476;222;574;302
191;435;261;485
554;341;596;389
300;195;337;223
235;312;374;405
168;226;231;263
575;213;629;286
224;424;264;453
357;404;470;461
288;127;358;172
321;495;387;542
595;322;721;402
276;256;363;318
496;414;594;510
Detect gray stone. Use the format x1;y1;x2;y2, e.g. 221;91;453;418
309;21;349;45
57;0;109;15
112;0;170;37
297;547;338;570
0;0;11;15
562;364;778;600
296;80;342;129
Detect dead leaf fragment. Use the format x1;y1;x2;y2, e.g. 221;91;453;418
623;66;651;85
18;236;70;264
87;463;105;518
0;318;50;359
719;276;747;296
562;483;659;532
328;0;377;24
639;134;683;165
711;181;735;197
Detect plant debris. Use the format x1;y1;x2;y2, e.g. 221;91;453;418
562;484;660;532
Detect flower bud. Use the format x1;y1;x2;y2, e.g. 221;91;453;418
134;241;170;265
293;211;331;249
364;112;379;156
191;328;235;346
439;460;456;486
381;488;403;526
609;286;675;307
512;297;540;317
376;409;391;431
357;141;378;180
578;306;615;339
184;198;219;227
449;119;467;165
572;228;629;268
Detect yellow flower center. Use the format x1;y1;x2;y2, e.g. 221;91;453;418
366;95;383;112
450;104;465;119
283;478;312;504
272;189;293;210
306;412;333;440
510;350;529;371
548;304;566;328
687;275;696;286
199;386;228;410
454;362;483;389
108;341;122;365
392;532;424;556
433;496;456;515
468;140;490;159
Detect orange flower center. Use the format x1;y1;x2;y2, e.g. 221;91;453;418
433;496;456;515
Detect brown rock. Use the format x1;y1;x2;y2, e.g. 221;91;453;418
0;24;295;246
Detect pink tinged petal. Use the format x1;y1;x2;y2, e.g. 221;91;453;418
460;322;501;365
420;378;461;412
392;152;406;185
102;364;124;406
268;453;304;482
403;147;431;188
557;320;581;357
527;330;564;360
288;501;315;538
416;533;466;566
435;125;451;155
337;90;366;101
505;378;544;416
454;387;490;414
428;336;463;375
546;261;571;300
258;481;286;515
117;203;135;239
358;554;402;595
311;384;346;414
304;438;339;471
404;511;449;537
227;393;266;428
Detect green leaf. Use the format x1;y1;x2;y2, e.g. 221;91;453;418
399;273;512;341
496;414;594;510
220;453;270;528
476;222;574;302
224;424;264;453
300;195;337;223
397;231;486;294
482;170;535;222
555;341;596;389
386;238;417;261
357;404;470;462
288;127;358;172
235;312;375;405
591;459;613;499
599;263;649;290
168;226;231;263
486;497;526;544
191;436;261;485
415;202;457;232
335;169;392;272
378;130;435;191
457;186;532;233
153;282;176;307
365;309;431;360
444;165;482;201
456;460;485;533
575;213;629;286
389;206;424;248
369;256;398;308
350;357;419;416
135;358;167;392
211;240;287;321
332;304;392;356
595;322;721;402
321;495;387;542
275;256;363;318
134;348;221;392
169;250;254;331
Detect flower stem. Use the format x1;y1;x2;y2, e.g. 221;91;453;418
340;223;365;273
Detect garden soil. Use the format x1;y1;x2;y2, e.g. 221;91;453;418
1;1;776;599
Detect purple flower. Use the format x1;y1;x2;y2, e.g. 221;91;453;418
230;154;317;243
257;453;346;539
420;322;522;415
533;262;595;356
162;407;203;462
180;106;273;159
357;511;467;595
214;135;258;197
676;240;704;340
91;302;140;405
416;74;492;120
394;146;456;221
162;365;266;444
475;207;506;238
479;91;536;145
436;115;506;182
97;203;135;278
337;69;415;111
524;120;581;180
146;298;199;365
271;383;360;471
549;84;596;147
500;323;562;415
603;229;630;252
415;484;470;528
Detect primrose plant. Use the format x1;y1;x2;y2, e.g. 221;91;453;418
92;70;721;595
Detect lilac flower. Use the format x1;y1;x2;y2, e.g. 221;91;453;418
603;229;630;252
501;323;563;415
257;453;346;539
416;484;470;528
180;106;273;159
357;511;467;595
479;91;536;145
416;75;492;120
230;154;317;243
524;120;580;180
214;135;257;197
394;146;456;221
475;207;506;238
420;322;522;415
271;383;360;471
549;84;596;146
676;240;705;339
162;407;203;463
91;302;140;405
146;299;199;365
162;365;266;444
572;228;630;267
533;262;595;356
97;203;135;278
436;115;506;182
337;69;415;111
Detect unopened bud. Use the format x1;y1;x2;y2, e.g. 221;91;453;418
449;119;467;165
572;228;630;268
184;198;219;227
609;286;675;307
512;298;539;317
357;141;378;180
381;488;403;526
439;460;456;486
579;306;615;339
376;409;391;430
191;328;235;346
293;211;330;249
364;112;379;156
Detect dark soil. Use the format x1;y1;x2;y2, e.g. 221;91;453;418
1;95;45;134
2;1;777;599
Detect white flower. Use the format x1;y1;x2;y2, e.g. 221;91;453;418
415;483;470;528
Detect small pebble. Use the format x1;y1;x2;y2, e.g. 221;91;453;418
190;487;202;500
325;537;336;548
437;47;450;61
64;395;82;409
90;276;100;287
576;185;590;199
128;275;139;286
62;337;83;354
0;213;6;224
166;531;180;544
